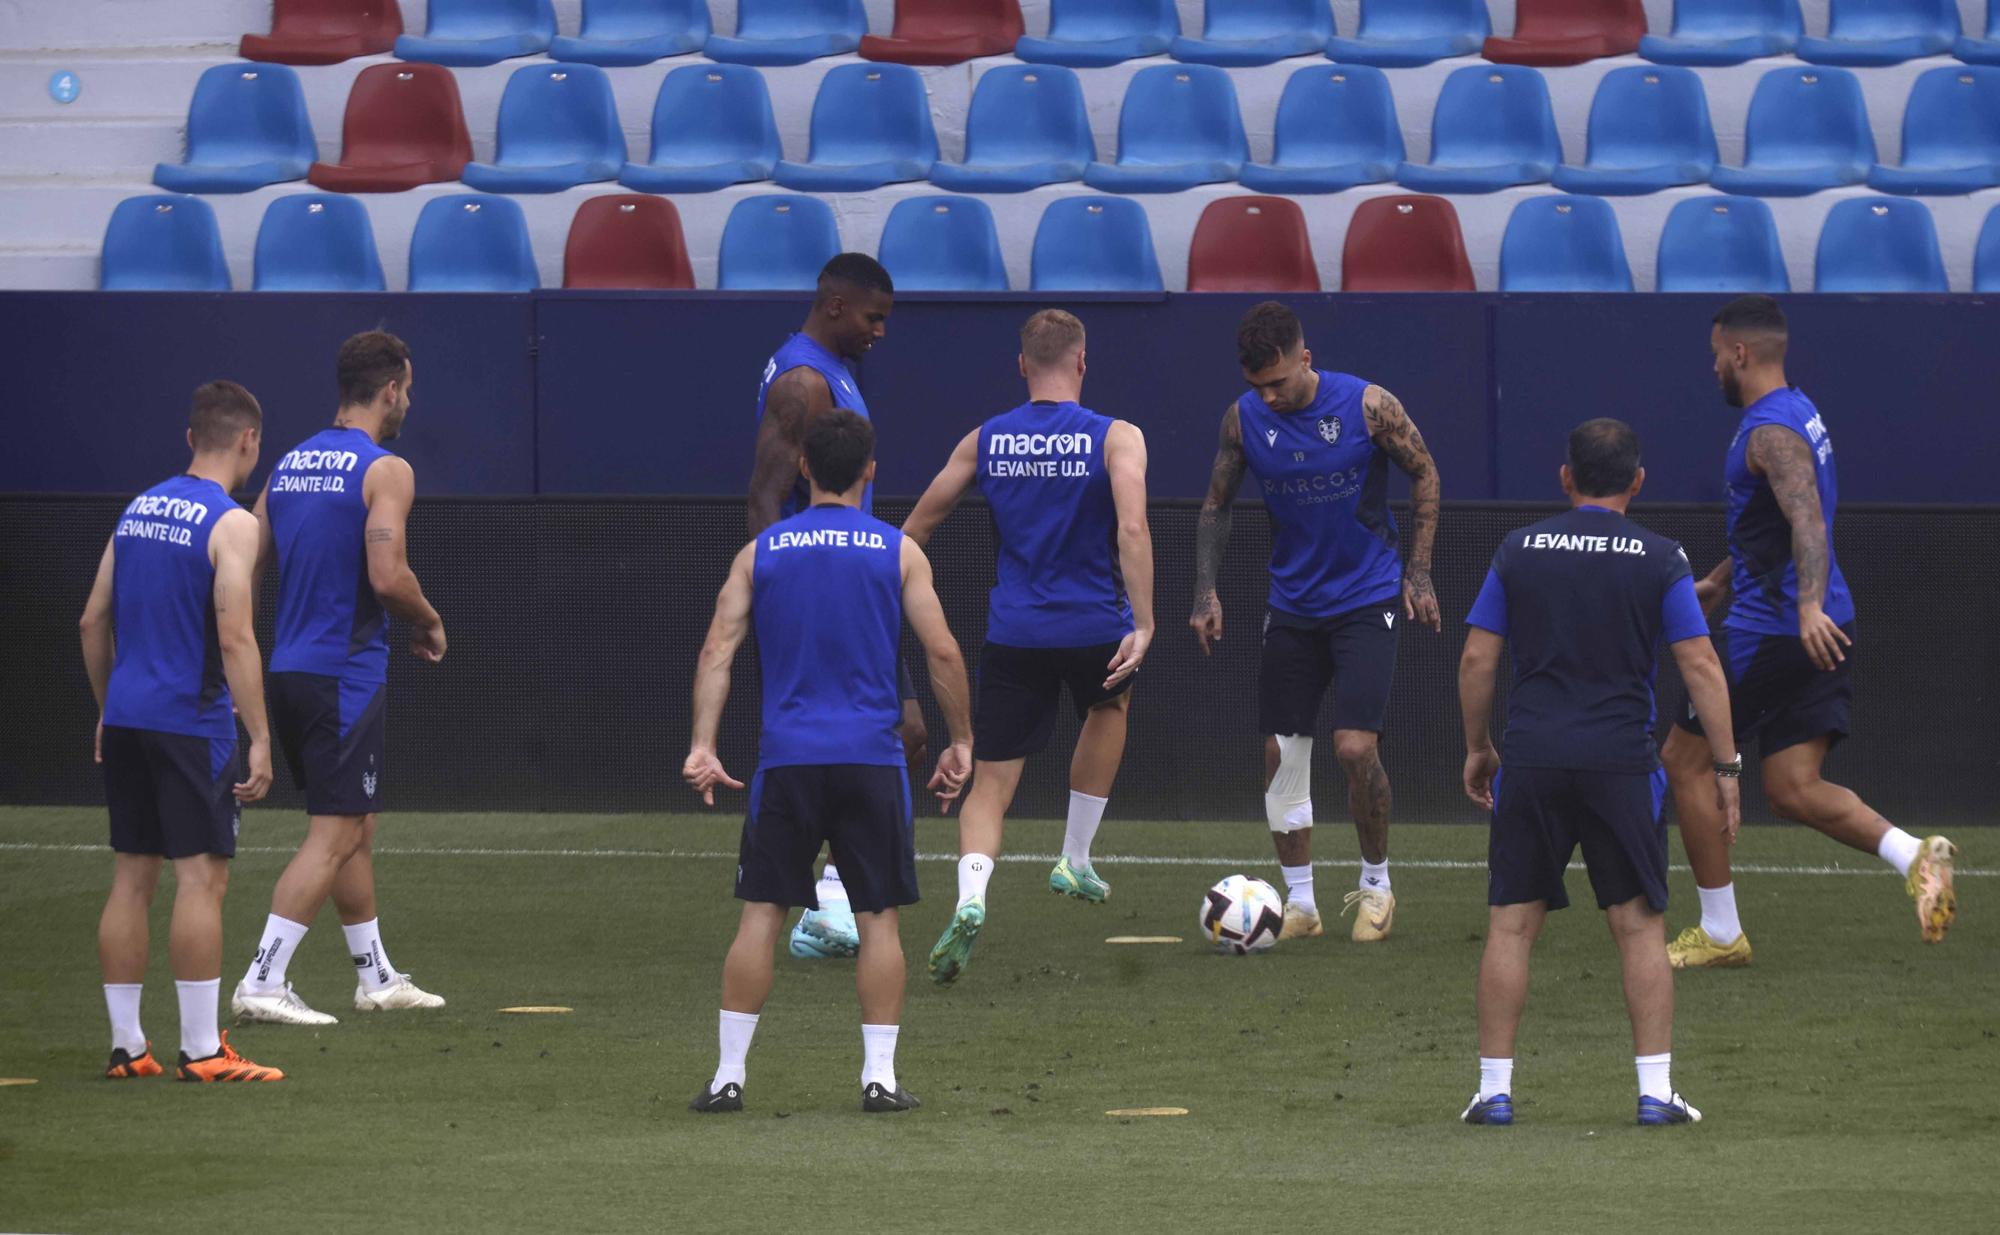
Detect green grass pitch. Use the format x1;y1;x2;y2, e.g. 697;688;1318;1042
1;807;1994;1233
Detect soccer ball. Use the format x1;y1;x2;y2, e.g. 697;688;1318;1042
1199;875;1284;954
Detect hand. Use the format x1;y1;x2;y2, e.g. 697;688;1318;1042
1190;591;1223;655
928;741;972;813
1797;605;1850;672
411;620;447;663
1694;576;1725;615
1715;774;1742;846
94;719;104;764
1402;568;1440;632
1103;628;1152;689
1463;744;1500;810
682;748;742;806
234;739;273;804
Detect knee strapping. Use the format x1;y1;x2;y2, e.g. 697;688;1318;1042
1265;734;1314;833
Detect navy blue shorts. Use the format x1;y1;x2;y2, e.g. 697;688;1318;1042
737;764;917;914
270;671;386;817
1489;765;1669;913
1258;602;1401;736
102;725;240;859
1676;624;1854;757
974;640;1131;762
898;655;918;704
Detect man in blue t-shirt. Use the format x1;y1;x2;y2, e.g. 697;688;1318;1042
1458;419;1740;1129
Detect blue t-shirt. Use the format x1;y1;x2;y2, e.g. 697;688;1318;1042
1466;506;1707;774
1723;386;1854;638
268;426;394;685
102;474;239;740
1238;370;1403;622
756;333;873;517
752;504;905;769
974;400;1134;649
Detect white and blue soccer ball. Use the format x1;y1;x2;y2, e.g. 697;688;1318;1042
1200;875;1284;955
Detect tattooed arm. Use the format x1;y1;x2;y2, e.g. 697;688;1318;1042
1746;423;1850;671
747;367;832;537
1363;384;1442;632
1190;404;1247;656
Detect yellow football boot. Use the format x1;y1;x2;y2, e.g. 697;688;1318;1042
1666;925;1752;969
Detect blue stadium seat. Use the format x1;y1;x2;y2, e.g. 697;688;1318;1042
1396;65;1560;193
1654;195;1790;292
1799;0;1958;67
252;194;385;291
1014;0;1177;68
395;0;556;66
1498;195;1632;291
877;196;1009;291
408;194;540;291
1815;197;1948;291
1639;0;1802;66
1029;196;1164;291
549;0;709;66
1552;66;1717;196
1083;65;1248;193
1324;0;1488;68
1171;0;1335;67
717;194;842;289
773;64;938;191
99;195;232;291
930;65;1093;192
1957;2;2000;63
153;63;314;193
1868;67;2000;194
1240;65;1403;193
705;0;866;65
1709;68;1875;197
1975;202;2000;289
462;64;626;193
620;65;780;193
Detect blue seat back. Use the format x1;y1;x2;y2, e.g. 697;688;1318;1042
648;65;781;164
100;195;231;291
1988;0;2000;40
1114;65;1248;163
1975;203;2000;291
878;196;1008;291
494;63;626;166
1898;66;2000;166
1030;196;1163;290
734;0;866;40
1741;68;1876;167
409;194;539;291
1045;0;1178;41
963;65;1094;164
1655;195;1790;292
253;194;385;291
1195;0;1334;41
1499;195;1633;291
1269;65;1404;167
1426;65;1560;166
1824;0;1958;40
1662;0;1802;40
422;0;558;38
181;63;315;166
804;64;939;165
579;0;711;39
718;194;841;289
1815;197;1947;291
1354;0;1490;40
1582;66;1717;168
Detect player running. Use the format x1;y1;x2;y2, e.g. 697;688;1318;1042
685;410;973;1114
81;380;283;1082
1663;296;1957;969
1191;302;1442;943
900;309;1154;985
747;252;924;963
232;331;448;1026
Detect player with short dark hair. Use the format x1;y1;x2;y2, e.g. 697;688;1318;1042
685;409;974;1113
81;379;283;1082
1458;418;1740;1127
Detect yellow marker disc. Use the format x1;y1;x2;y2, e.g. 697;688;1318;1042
0;1078;39;1087
499;1006;573;1014
1104;935;1183;945
1106;1107;1188;1117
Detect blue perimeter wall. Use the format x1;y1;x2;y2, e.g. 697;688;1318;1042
3;291;1992;502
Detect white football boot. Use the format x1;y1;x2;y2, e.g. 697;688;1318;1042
354;974;446;1012
232;981;339;1026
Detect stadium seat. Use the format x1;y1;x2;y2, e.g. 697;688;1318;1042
462;63;626;193
877;196;1009;291
1324;0;1488;68
395;0;556;66
1187;196;1319;292
1014;0;1178;68
1975;202;2000;289
717;194;842;289
1709;68;1875;197
1957;2;2000;63
407;194;540;291
1240;65;1403;193
1867;67;2000;195
564;195;695;288
705;0;866;65
309;64;474;193
152;63;314;194
860;0;1024;65
1654;195;1790;292
1083;65;1248;193
1798;0;1958;67
1170;0;1336;67
1396;65;1560;194
1341;194;1473;291
241;0;403;65
548;0;709;66
1498;195;1633;291
773;64;938;191
1028;196;1164;291
252;194;385;291
1639;0;1802;66
99;195;231;291
619;65;780;193
1551;66;1717;196
930;65;1093;193
1815;197;1949;291
1483;0;1645;67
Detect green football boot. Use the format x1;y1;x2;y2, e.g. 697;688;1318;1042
1048;856;1110;904
927;897;985;986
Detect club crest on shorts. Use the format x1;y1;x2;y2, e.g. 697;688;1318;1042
1316;415;1342;445
362;771;377;799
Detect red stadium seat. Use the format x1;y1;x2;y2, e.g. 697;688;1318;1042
1482;0;1645;67
309;64;473;193
1341;195;1475;291
564;195;695;289
1186;196;1319;292
241;0;403;66
859;0;1025;65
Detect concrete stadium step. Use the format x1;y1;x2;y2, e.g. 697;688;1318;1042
0;118;186;176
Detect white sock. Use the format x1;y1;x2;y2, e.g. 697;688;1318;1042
861;1022;899;1090
712;1009;759;1091
342;919;397;993
1696;884;1742;945
1062;791;1108;867
104;983;145;1056
242;914;309;993
817;862;847;905
175;978;221;1061
1636;1052;1673;1102
1359;860;1391;893
1479;1056;1514;1100
1280;863;1315;915
1877;827;1921;877
957;853;994;907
